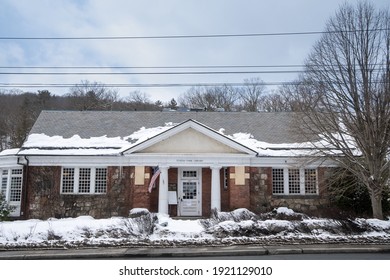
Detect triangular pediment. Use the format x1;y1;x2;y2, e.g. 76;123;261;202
141;127;243;153
122;119;257;155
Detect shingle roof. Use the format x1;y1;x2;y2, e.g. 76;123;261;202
28;110;309;144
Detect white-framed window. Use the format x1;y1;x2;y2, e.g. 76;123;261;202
223;167;229;190
271;168;284;194
272;168;318;195
182;170;198;179
0;168;23;202
61;167;107;194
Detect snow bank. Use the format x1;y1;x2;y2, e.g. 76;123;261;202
1;209;390;248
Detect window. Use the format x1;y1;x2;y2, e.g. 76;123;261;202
95;168;107;193
61;167;107;194
10;176;22;202
1;168;23;202
223;167;229;190
272;168;284;194
78;168;91;193
272;168;318;195
62;168;75;193
183;170;197;178
305;169;317;194
1;170;8;196
288;169;300;194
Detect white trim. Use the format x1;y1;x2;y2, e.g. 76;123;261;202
273;167;319;196
17;154;337;169
60;167;107;195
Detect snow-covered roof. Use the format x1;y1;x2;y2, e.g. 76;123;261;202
0;148;20;157
19;110;323;157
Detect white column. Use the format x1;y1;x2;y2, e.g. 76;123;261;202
158;166;169;214
211;165;222;211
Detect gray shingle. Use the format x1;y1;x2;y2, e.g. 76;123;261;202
29;110;310;144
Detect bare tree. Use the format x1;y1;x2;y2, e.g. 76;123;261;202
261;84;306;112
239;77;266;112
125;90;161;111
127;90;151;104
68;80;119;110
300;2;390;219
179;85;239;111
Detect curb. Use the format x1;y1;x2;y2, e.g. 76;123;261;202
1;244;390;260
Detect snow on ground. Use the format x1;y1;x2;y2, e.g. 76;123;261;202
1;208;390;249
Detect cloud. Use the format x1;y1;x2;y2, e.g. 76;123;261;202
1;0;389;101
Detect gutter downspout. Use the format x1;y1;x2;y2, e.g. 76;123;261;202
17;155;29;219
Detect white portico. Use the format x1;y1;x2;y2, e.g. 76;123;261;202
122;119;257;216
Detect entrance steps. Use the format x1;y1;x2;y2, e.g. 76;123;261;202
171;216;205;220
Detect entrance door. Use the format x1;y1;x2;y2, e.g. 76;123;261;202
178;168;201;216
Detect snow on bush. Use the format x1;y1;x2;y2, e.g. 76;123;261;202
276;207;295;215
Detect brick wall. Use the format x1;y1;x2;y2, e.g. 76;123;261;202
229;166;250;210
202;168;211;217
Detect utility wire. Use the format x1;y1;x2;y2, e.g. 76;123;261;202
0;65;306;69
0;69;383;75
0;28;388;40
0;82;298;88
0;80;386;88
0;70;306;75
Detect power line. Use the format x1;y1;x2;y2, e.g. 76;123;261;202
0;65;306;70
0;28;388;40
0;80;386;89
0;70;306;75
0;64;385;71
0;82;297;88
0;68;384;76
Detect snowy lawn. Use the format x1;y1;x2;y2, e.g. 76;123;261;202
1;207;390;249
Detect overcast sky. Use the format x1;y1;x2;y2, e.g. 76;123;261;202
0;0;388;102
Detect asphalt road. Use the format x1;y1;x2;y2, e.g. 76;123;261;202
162;252;390;260
1;244;390;260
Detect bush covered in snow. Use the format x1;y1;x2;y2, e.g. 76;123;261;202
0;193;14;221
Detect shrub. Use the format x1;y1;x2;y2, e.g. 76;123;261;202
0;193;14;221
328;168;390;217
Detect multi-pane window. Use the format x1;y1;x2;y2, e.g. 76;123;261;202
182;182;197;199
272;168;318;195
305;169;317;194
272;168;284;194
62;168;75;193
223;167;229;190
183;170;197;178
61;167;107;194
1;168;23;202
95;168;107;193
10;177;22;202
78;168;91;193
1;170;8;196
288;169;300;194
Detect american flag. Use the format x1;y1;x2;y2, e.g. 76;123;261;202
148;166;161;193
